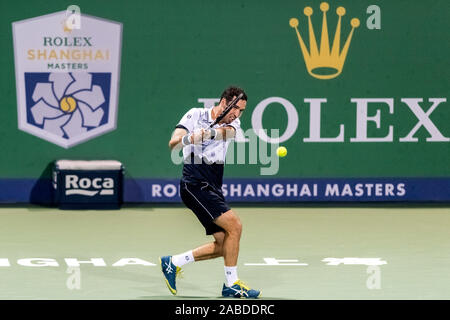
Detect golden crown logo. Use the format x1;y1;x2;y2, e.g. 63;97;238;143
289;2;360;80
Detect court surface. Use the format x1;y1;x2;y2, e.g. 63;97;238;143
0;205;449;300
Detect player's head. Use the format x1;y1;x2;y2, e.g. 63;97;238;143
218;86;247;123
220;86;248;104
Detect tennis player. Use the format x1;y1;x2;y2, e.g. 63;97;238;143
160;86;261;298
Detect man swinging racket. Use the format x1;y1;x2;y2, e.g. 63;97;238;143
160;86;261;298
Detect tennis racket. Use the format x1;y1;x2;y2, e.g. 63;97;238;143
209;93;244;128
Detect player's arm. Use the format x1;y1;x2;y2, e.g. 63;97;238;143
211;126;236;141
170;108;202;150
169;128;209;150
168;128;189;150
169;126;236;150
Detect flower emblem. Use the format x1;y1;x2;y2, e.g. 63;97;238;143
30;73;105;139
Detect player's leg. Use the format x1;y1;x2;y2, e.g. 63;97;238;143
192;231;225;261
213;210;242;266
214;209;261;298
171;230;224;266
213;210;241;287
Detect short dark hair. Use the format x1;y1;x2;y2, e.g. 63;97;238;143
220;86;248;103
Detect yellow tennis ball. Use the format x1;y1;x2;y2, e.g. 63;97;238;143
277;146;287;157
60;96;77;113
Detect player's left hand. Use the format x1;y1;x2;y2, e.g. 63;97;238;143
192;129;206;144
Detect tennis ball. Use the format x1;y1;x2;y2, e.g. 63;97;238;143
60;96;77;113
276;146;287;158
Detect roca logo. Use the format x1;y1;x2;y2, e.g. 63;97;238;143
65;175;114;196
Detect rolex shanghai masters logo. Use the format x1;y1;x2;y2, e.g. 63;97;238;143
12;11;122;148
289;2;359;80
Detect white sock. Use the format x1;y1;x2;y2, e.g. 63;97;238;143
224;266;238;287
171;250;195;267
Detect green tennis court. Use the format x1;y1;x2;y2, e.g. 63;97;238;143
1;205;449;300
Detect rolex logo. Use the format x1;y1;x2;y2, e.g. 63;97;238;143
289;2;360;80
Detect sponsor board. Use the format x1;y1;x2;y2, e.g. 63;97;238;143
53;167;123;208
124;178;450;202
12;10;122;148
0;178;448;203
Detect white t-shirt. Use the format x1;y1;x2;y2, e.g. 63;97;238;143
176;107;241;164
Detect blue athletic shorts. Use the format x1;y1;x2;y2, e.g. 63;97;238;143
179;180;229;235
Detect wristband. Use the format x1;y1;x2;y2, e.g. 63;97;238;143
182;133;192;146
